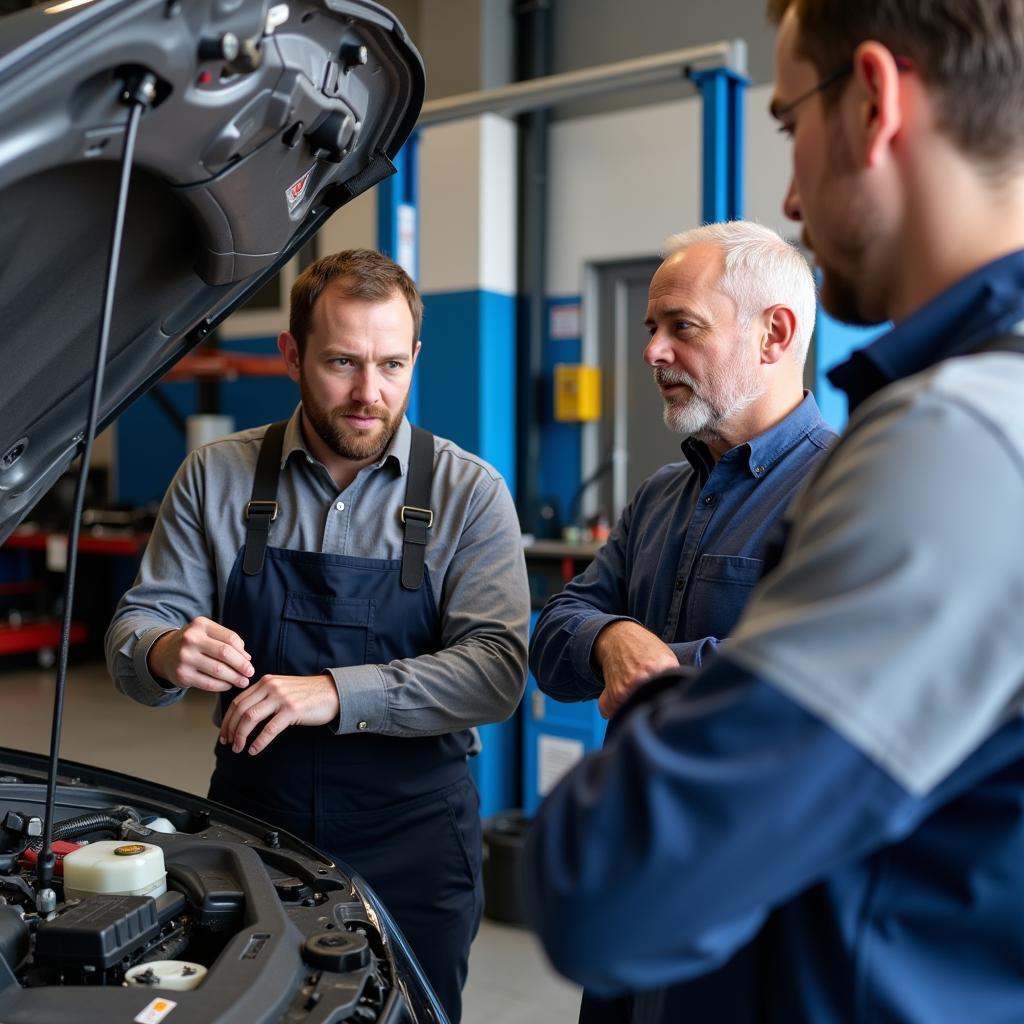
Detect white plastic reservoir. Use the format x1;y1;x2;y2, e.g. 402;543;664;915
125;960;207;991
62;840;167;901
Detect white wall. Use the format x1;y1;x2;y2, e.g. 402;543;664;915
546;81;794;295
418;114;517;295
318;187;377;254
744;82;797;239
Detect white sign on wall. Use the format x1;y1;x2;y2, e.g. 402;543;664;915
538;735;585;796
397;203;417;278
550;303;582;340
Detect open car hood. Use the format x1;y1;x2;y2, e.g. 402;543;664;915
0;0;423;542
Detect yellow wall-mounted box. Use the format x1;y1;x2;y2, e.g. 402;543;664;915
554;364;601;422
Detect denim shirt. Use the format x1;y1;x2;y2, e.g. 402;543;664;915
529;392;835;701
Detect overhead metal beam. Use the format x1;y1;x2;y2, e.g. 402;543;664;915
417;39;747;127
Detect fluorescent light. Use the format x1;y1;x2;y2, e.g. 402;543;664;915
44;0;98;14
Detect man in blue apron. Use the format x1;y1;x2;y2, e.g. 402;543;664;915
107;249;531;1022
523;3;1024;1022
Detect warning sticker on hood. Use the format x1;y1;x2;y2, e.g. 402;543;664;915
286;166;315;214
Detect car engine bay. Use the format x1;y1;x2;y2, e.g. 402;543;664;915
0;749;435;1024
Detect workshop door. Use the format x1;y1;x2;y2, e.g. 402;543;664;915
590;257;682;521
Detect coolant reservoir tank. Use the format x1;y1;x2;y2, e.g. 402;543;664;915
62;841;167;901
125;960;207;991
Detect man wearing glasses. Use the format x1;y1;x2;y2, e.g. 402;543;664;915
523;2;1024;1021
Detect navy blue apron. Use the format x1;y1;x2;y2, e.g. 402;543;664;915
207;421;483;1022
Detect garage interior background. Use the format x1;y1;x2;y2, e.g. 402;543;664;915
0;3;885;1021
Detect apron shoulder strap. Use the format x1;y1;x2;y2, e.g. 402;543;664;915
242;420;288;577
400;426;436;591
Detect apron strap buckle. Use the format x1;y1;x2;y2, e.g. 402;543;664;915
400;505;433;528
242;422;288;577
246;500;279;521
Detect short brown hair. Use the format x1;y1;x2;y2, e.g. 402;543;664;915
768;0;1024;170
289;249;423;355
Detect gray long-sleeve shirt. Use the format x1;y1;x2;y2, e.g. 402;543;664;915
105;407;530;737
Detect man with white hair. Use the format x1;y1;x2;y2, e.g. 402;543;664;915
528;220;834;1023
530;220;833;720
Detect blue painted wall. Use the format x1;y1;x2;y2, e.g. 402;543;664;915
417;289;517;493
418;288;523;817
813;310;889;431
538;296;584;527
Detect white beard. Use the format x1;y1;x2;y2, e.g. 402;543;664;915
656;354;766;441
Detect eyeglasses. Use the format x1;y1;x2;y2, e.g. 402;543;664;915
771;57;914;123
771;62;853;122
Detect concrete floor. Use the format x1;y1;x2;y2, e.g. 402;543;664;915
0;660;581;1023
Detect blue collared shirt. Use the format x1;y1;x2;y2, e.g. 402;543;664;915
529;393;835;701
829;247;1024;410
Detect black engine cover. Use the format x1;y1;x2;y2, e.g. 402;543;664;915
35;894;160;971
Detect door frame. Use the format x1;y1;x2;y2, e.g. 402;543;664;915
582;254;663;520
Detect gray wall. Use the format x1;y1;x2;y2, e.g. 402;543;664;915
389;0;776;111
553;0;775;82
550;0;776;118
392;0;513;100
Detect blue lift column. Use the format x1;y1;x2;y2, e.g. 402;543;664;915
376;132;421;423
690;66;747;223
